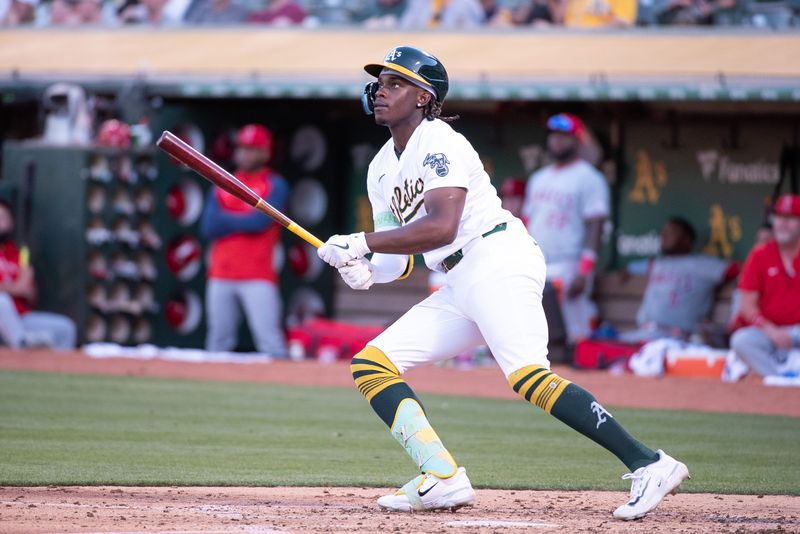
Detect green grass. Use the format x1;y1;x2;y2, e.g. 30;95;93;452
0;370;798;494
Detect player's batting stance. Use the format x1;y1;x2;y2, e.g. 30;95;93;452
318;46;689;520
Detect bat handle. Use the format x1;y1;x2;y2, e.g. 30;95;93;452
252;198;324;248
19;246;30;268
287;223;324;249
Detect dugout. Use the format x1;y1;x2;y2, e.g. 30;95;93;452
1;29;799;346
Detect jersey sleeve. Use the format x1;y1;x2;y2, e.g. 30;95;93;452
738;247;763;292
419;130;470;192
367;165;401;231
266;173;289;212
581;168;611;220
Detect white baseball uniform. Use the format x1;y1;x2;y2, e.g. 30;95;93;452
522;159;610;342
365;118;551;378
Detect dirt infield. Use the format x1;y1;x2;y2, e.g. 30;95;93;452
2;349;799;533
1;486;798;534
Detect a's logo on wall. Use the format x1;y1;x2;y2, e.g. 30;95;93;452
423;153;450;177
696;149;779;184
704;203;742;258
385;48;402;62
629;150;667;205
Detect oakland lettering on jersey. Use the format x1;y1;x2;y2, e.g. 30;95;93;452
390;177;425;224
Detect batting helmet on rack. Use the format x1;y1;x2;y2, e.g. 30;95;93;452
97;119;131;148
362;46;449;114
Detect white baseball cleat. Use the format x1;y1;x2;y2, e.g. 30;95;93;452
613;449;690;520
377;467;476;512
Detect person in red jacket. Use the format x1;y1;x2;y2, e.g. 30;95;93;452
730;194;800;377
0;199;76;350
200;124;289;357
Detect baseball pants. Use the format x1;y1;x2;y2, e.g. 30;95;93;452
544;260;597;343
205;279;287;357
0;292;77;350
730;325;800;376
370;219;550;379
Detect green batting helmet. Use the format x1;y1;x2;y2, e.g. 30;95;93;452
364;46;449;103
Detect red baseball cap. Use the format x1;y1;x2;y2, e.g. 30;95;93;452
237;124;272;149
546;113;586;141
773;194;800;218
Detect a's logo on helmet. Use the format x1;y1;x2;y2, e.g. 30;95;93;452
423;153;450;177
385;48;402;62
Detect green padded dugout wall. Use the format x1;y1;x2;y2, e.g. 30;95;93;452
619;118;799;265
1;146;89;327
4;98;799;348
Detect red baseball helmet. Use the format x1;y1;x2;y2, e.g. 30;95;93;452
165;298;187;329
166;185;186;219
286;243;324;280
287;243;310;277
97;119;132;148
237;124;272;150
166;181;203;226
165;235;202;281
165;290;202;334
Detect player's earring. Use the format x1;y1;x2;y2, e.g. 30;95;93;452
416;103;424;108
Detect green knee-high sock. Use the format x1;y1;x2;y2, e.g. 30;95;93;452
351;346;458;478
509;365;659;471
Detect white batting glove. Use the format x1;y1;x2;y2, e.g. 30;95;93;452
338;259;374;290
317;232;371;268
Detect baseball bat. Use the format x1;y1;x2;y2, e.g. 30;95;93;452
156;131;323;249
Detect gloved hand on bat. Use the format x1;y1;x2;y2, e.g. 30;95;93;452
317;232;371;268
337;259;374;291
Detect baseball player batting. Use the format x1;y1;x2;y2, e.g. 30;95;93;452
316;45;689;520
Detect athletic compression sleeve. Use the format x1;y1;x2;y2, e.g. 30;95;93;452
370;253;410;283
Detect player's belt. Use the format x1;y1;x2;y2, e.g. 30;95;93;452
440;222;507;273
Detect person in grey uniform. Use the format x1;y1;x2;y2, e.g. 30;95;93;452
621;217;735;343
